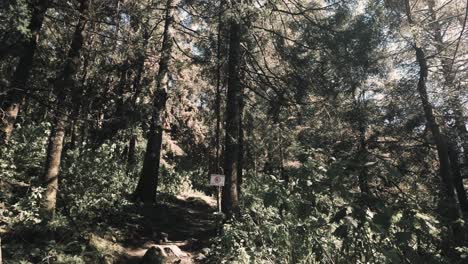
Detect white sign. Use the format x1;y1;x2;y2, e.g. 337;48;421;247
210;174;225;186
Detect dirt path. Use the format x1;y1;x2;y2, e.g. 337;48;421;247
89;192;221;264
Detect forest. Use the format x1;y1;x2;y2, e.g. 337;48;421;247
0;0;467;263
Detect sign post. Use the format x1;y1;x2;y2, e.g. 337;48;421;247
210;174;225;213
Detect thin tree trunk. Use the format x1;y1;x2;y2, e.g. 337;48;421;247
403;1;462;250
448;141;468;214
43;110;67;218
127;29;149;170
278;125;288;184
357;113;369;194
246;114;257;178
221;18;242;216
42;0;89;219
453;103;468;176
128;135;137;166
69;119;77;150
214;0;223;174
428;0;468;189
131;29;150;105
0;0;49;144
133;0;177;204
68;22;94;150
415;46;459;218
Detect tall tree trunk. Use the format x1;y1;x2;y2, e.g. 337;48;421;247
448;141;468;214
278;125;288;184
214;0;224;174
69;23;93;150
404;0;462;250
127;29;149;170
127;135;137;166
221;18;242;216
43;110;67;218
427;0;468;217
130;30;149;106
133;0;177;204
414;46;460;219
237;88;244;196
0;0;49;144
357;108;369;194
42;0;89;219
452;102;468;177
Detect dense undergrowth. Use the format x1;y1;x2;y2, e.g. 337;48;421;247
0;123;204;263
207;160;468;263
0;124;125;262
2;125;468;264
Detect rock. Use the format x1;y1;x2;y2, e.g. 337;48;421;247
141;246;166;264
195;253;207;261
201;248;211;255
163;245;188;258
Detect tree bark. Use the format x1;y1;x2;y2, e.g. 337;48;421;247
0;0;49;144
128;135;137;166
427;0;468;180
214;0;224;174
131;28;150;106
428;0;468;183
452;103;468;177
43;111;67;218
448;141;468;214
221;18;242;216
133;0;177;204
414;46;459;218
42;0;89;219
126;29;149;170
357;107;369;194
278;125;288;185
403;1;462;250
426;0;468;218
237;87;244;196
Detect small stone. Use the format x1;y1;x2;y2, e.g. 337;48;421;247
201;248;211;255
195;253;207;261
141;246;166;264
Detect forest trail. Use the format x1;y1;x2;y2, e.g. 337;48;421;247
88;192;220;264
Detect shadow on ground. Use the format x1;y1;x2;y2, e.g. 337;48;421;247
90;192;221;263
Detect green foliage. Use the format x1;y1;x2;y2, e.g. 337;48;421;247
0;123;49;232
0;0;32;40
60;141;136;224
209;154;462;263
1;0;467;263
0;122;49;181
159;167;195;194
0;126;137;262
